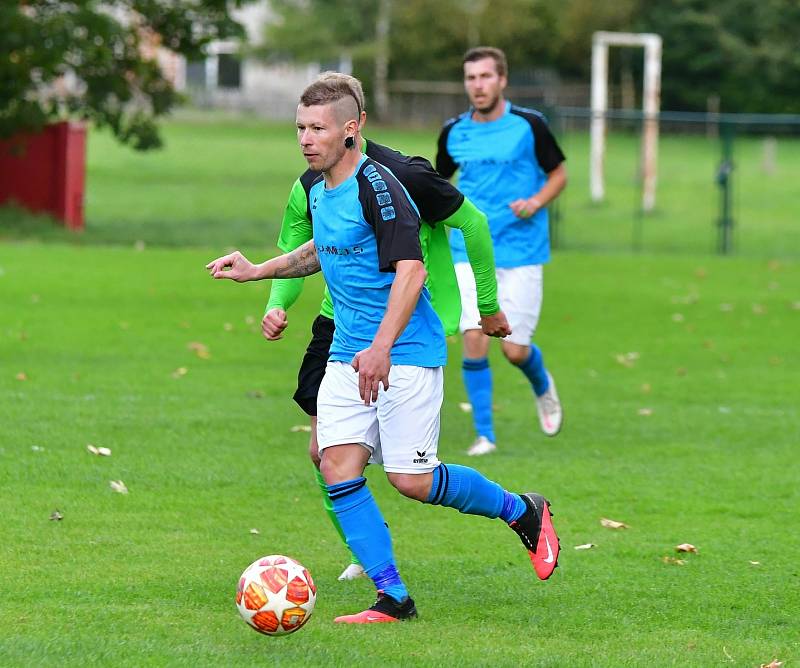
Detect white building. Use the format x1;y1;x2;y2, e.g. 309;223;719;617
176;2;347;119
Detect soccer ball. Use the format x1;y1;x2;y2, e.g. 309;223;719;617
236;555;317;636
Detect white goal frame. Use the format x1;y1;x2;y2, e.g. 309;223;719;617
591;31;662;212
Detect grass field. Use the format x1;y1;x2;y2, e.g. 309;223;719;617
1;243;798;666
2;116;799;257
1;117;799;665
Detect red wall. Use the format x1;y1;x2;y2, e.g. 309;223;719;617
0;122;87;230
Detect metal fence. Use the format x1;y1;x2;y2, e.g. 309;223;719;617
547;108;800;257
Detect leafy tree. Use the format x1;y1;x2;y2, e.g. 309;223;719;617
0;1;251;149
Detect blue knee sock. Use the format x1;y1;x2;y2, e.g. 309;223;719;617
462;357;495;442
515;344;549;396
426;463;525;523
327;478;408;602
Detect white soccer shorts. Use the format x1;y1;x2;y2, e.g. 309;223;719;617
316;361;443;474
455;262;543;346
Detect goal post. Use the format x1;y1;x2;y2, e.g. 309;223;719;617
591;31;662;212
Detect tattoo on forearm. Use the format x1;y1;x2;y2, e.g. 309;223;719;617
273;242;320;278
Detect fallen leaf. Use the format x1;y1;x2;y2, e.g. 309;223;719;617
676;367;687;376
458;402;473;413
223;322;234;331
676;543;698;553
15;372;27;381
246;390;264;399
574;543;596;550
661;556;686;566
760;660;783;668
109;480;129;494
600;518;629;529
87;444;99;455
638;408;653;416
290;425;312;433
249;528;260;535
171;367;188;379
187;341;211;359
752;303;766;315
615;352;639;368
748;560;761;566
49;510;63;521
641;383;651;394
767;259;781;272
31;445;45;452
671;313;685;323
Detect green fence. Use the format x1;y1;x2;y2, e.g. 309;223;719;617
548;108;800;257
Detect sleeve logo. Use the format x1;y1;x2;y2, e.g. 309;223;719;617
380;206;396;221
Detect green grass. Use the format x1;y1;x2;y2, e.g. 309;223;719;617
1;243;798;666
2;116;799;256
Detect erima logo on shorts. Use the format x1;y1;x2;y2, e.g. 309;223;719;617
413;449;428;464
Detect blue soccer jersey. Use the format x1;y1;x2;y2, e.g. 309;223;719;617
436;101;565;268
309;155;447;368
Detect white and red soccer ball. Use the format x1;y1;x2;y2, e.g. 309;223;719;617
236;555;316;636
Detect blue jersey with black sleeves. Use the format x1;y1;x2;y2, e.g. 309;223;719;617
309;155;447;368
436;101;565;268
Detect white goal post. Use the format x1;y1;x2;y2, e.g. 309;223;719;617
591;31;662;212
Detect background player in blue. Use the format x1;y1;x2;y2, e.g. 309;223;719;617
206;78;560;624
436;46;568;456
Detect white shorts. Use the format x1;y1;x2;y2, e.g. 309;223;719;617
455;262;543;346
317;361;443;474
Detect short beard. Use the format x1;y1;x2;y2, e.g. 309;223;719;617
475;94;502;115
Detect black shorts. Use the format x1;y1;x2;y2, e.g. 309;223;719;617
293;314;335;416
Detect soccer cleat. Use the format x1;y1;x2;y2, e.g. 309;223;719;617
509;493;560;580
535;371;563;437
334;591;418;624
337;563;366;581
467;435;496;456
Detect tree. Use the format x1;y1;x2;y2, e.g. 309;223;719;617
0;1;251;150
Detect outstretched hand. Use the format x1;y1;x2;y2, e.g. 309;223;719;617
351;346;391;405
205;251;257;282
479;310;512;338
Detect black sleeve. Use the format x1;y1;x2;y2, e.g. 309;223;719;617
435;120;458;179
510;108;566;173
393;156;464;224
529;114;566;173
357;160;422;273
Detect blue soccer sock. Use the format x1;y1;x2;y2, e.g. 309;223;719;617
515;344;550;396
462;357;495;442
327;477;408;603
426;463;526;523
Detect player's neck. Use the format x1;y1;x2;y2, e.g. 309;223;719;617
471;96;506;123
324;146;362;189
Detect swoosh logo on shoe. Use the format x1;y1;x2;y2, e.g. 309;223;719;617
542;535;555;564
366;615;389;622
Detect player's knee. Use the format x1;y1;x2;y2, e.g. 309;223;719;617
387;473;430;501
502;344;529;365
